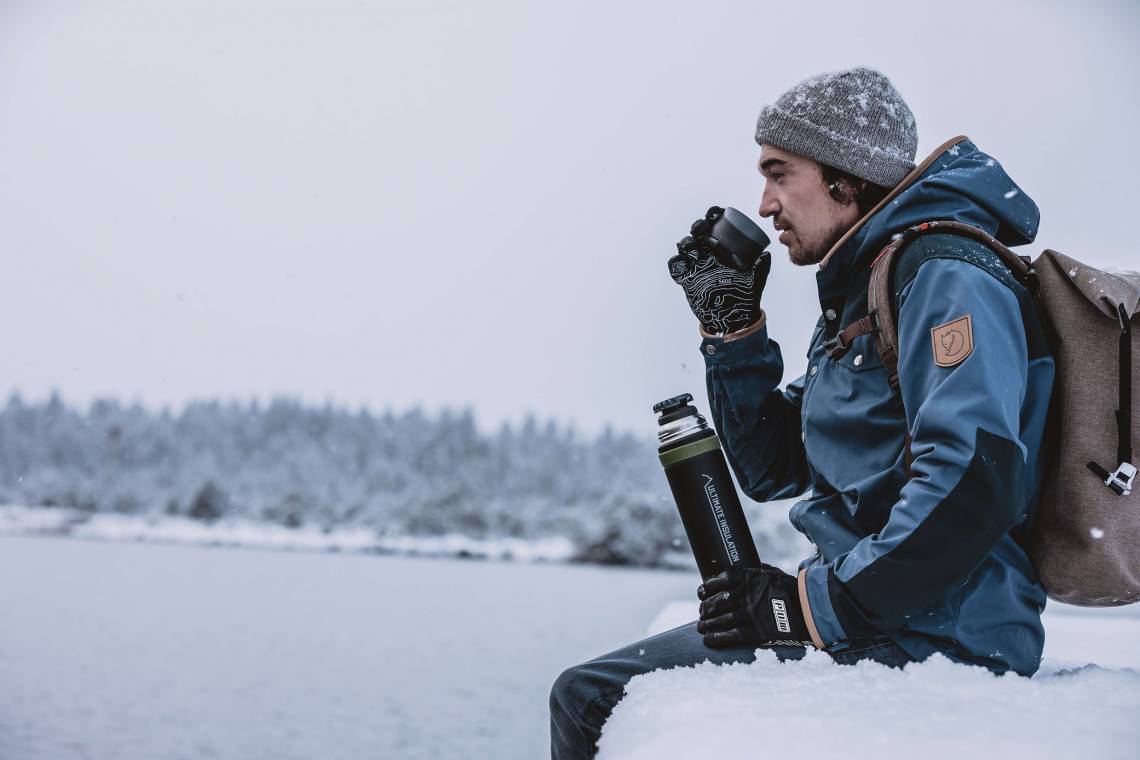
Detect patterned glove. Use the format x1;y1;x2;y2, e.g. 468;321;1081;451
668;207;770;335
696;564;814;649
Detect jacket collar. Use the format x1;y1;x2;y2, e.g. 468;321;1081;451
814;135;970;303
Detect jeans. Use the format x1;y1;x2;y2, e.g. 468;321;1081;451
549;620;915;760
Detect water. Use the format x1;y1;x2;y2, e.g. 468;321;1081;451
0;535;694;759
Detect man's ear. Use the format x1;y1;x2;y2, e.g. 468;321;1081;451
827;178;861;207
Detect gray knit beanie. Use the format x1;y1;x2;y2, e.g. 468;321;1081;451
755;66;917;188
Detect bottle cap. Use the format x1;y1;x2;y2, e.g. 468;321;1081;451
653;393;698;426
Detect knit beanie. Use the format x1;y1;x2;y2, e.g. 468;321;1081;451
754;66;918;188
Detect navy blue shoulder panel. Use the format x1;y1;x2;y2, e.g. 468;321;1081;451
893;233;1050;361
895;234;1018;295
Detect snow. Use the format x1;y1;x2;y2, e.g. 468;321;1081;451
0;504;577;564
597;649;1140;759
599;601;1140;759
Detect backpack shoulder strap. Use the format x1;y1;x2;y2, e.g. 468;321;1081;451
867;220;1035;390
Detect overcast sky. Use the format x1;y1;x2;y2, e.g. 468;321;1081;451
2;0;1137;437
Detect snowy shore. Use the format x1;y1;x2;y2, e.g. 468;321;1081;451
0;504;693;567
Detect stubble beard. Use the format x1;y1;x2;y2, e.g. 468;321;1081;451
786;215;855;267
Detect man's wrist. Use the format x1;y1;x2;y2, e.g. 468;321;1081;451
698;310;767;343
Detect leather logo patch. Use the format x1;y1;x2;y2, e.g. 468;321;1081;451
931;314;973;367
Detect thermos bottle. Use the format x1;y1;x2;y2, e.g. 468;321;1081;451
654;393;761;580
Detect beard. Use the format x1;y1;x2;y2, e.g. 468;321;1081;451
786;214;854;267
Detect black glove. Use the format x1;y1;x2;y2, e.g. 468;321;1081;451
696;564;814;649
668;206;770;335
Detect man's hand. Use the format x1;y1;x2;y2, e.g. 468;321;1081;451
697;564;814;649
668;207;770;336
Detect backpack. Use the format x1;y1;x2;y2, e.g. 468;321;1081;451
828;220;1139;607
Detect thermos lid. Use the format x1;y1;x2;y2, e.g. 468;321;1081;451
653;393;698;425
654;393;712;450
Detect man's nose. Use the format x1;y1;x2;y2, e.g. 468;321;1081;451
758;187;778;219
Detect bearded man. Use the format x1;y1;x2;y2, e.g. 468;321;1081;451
549;66;1053;760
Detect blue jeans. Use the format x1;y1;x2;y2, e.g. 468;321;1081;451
549;620;915;760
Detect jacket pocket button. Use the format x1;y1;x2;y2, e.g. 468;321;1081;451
705;344;716;355
809;364;818;376
853;354;864;366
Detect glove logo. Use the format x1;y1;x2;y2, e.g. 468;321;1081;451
771;598;792;634
931;314;974;368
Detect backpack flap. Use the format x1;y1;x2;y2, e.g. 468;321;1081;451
1031;249;1140;605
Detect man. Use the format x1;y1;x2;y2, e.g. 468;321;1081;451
549;66;1053;759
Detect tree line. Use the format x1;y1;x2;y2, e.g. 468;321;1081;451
0;392;803;568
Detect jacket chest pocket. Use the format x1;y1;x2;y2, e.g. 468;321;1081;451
831;333;884;374
802;333;904;488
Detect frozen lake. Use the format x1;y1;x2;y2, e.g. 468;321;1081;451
0;535;694;759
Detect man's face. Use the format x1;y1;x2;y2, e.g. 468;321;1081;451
757;144;862;266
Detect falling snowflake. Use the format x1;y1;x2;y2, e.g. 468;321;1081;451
1004;189;1019;199
1090;527;1105;540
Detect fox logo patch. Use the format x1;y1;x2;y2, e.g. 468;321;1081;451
931;315;974;367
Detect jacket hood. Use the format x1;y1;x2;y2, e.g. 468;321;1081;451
816;136;1040;299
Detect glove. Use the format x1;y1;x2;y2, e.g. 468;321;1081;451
668;206;770;336
696;564;814;649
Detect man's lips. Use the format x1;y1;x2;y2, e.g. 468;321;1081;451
778;229;793;245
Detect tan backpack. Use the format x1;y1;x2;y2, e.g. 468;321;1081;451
834;220;1139;606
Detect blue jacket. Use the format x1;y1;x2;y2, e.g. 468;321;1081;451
700;137;1054;676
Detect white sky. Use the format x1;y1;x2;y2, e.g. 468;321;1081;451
2;0;1137;437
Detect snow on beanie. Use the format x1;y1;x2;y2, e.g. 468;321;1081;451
754;66;918;188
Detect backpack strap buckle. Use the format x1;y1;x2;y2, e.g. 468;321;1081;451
1105;462;1136;497
821;335;847;359
823;315;877;360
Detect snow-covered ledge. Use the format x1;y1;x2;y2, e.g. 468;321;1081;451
596;601;1140;759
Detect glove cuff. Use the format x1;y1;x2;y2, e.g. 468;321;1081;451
797;569;827;650
698;310;767;343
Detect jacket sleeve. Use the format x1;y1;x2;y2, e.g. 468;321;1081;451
701;309;814;502
798;257;1031;645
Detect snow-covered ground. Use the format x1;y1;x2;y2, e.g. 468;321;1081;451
600;601;1140;759
0;504;580;564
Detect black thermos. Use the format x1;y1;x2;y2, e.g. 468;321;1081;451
654;393;761;580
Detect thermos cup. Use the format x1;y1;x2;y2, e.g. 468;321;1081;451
654;393;761;579
703;206;771;271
